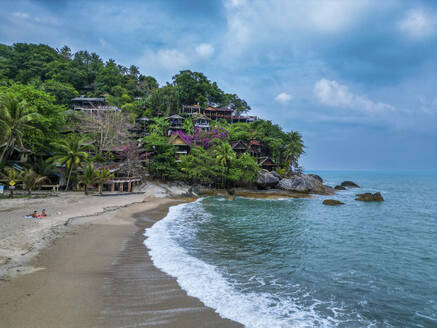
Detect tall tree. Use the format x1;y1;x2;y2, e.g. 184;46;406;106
213;141;236;188
0;94;38;163
50;134;92;191
20;168;47;195
95;168;114;195
78;163;98;195
284;131;305;172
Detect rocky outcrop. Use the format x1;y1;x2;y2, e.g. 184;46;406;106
335;185;346;190
322;199;344;206
341;181;360;188
308;174;323;184
140;182;197;198
256;170;281;189
278;174;334;194
269;171;283;180
321;185;336;195
355;192;384;202
278;176;311;193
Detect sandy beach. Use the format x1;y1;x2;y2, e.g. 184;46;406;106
0;192;241;327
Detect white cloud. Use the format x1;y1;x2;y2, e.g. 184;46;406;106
314;79;395;113
275;92;292;103
221;0;376;59
399;9;436;39
225;0;247;9
140;49;190;78
195;43;214;57
12;12;29;19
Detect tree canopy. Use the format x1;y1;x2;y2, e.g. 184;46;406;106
0;42;305;191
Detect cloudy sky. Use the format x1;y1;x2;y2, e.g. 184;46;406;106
1;0;437;170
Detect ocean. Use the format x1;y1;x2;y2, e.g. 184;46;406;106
145;171;437;328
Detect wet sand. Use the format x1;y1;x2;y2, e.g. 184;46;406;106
0;198;241;328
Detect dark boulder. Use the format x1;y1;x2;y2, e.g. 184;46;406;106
322;199;344;206
269;171;283;180
335;185;346;190
320;185;336;195
355;192;384;202
308;174;323;184
256;171;280;189
278;174;334;194
278;176;311;193
341;181;360;188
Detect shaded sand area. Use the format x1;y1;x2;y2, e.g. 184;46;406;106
0;193;241;327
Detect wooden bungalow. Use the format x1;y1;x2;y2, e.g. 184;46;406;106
180;104;202;116
248;139;263;157
258;156;277;171
71;96;121;114
231;140;249;157
168;134;190;162
194;115;211;132
203;106;234;121
129;117;151;139
167;114;185;136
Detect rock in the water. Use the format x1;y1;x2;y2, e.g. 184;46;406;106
278;174;333;194
308;174;323;184
322;199;344;206
320;185;336;195
256;170;280;189
341;181;360;188
355;192;384;202
335;185;346;190
278;176;310;193
278;174;335;194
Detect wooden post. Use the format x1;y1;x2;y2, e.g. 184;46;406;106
128;182;132;192
111;183;115;192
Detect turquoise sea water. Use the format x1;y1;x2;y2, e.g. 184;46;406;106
145;171;437;327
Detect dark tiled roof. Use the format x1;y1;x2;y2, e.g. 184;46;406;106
231;141;248;149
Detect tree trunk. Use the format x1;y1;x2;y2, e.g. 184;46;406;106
99;184;103;195
65;166;73;191
84;185;88;195
9;189;13;198
0;137;11;164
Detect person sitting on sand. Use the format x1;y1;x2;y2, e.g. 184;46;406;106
40;209;47;217
24;211;39;219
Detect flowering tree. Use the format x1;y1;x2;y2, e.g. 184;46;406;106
172;126;228;149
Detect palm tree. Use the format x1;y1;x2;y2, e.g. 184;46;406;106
284;131;305;173
50;134;93;191
32;158;56;183
0;94;39;164
95;168;114;195
0;167;19;198
20;168;47;195
214;141;236;188
78;164;98;195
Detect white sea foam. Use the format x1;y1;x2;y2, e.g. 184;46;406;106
144;200;342;328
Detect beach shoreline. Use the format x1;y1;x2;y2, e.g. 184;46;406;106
0;194;241;327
